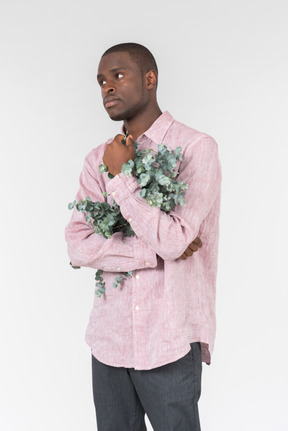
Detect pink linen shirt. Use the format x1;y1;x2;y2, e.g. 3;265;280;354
65;111;221;370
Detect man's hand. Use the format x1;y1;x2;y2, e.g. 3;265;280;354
178;237;203;260
103;134;135;177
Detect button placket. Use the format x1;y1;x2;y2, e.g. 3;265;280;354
131;271;142;369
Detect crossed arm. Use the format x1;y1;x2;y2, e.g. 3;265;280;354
102;134;204;261
65;133;220;269
103;133;220;261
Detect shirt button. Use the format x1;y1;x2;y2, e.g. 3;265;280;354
128;218;132;222
145;261;149;266
117;267;121;270
111;191;116;196
135;305;140;311
135;274;140;280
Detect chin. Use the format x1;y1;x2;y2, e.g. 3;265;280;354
107;106;138;122
109;112;125;121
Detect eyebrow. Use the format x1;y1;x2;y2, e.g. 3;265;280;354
97;67;128;80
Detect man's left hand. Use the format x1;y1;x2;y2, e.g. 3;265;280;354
103;134;135;177
178;237;203;260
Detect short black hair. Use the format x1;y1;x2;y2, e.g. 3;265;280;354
102;42;158;75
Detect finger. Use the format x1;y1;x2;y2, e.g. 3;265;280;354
178;253;187;260
115;134;125;141
113;134;126;146
189;243;199;252
193;236;202;245
126;134;135;147
192;238;202;248
184;247;193;257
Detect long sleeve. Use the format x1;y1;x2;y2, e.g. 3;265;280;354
65;150;158;271
105;136;221;261
75;113;222;370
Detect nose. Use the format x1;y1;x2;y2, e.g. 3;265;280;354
103;81;115;95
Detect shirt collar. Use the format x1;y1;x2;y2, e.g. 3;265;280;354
121;111;174;144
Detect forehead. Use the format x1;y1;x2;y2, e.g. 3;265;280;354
97;51;140;75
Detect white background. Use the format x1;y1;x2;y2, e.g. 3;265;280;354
1;0;287;430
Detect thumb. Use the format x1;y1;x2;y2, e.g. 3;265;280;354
126;134;135;147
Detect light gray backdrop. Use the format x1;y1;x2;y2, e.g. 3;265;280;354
1;0;287;430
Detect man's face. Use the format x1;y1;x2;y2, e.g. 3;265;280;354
97;51;149;121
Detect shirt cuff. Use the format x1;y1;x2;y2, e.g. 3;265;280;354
132;236;158;269
106;172;139;204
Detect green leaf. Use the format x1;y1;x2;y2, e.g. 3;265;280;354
68;200;76;210
99;164;108;174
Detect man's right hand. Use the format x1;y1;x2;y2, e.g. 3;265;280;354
103;134;134;176
178;237;203;260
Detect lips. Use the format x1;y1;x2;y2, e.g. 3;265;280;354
104;96;121;109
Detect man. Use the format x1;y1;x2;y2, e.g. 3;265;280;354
65;43;221;431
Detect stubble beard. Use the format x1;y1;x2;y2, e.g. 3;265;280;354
108;84;147;122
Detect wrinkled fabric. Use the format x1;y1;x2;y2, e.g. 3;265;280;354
65;111;221;370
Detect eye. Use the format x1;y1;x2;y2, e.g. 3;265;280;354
99;79;106;87
115;72;124;80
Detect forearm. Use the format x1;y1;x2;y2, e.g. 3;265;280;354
65;210;157;271
106;137;221;261
65;149;157;271
106;176;197;260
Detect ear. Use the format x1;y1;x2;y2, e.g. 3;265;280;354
145;70;158;89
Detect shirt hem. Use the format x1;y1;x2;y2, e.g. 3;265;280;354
90;343;193;371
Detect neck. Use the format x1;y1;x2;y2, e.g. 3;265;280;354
123;104;162;140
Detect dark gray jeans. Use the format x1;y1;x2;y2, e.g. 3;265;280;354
91;342;202;431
